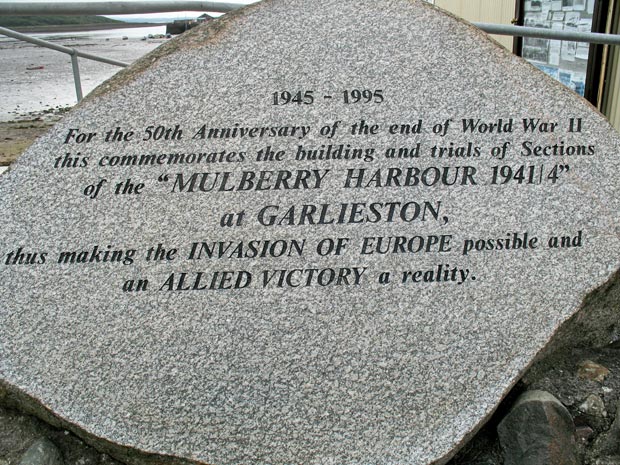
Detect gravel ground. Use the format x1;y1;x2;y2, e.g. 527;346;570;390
0;111;66;167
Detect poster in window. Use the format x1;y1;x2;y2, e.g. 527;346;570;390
519;0;595;97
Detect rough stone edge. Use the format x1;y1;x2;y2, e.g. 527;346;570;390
507;389;572;411
0;381;209;465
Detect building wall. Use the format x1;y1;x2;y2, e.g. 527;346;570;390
602;4;620;130
605;50;620;129
433;0;516;50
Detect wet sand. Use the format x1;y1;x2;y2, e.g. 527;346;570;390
0;34;166;167
0;35;164;121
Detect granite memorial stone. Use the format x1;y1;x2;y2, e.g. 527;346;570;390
1;0;619;464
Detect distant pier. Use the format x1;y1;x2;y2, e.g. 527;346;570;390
166;13;213;35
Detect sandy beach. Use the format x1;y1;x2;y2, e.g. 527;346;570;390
0;30;166;169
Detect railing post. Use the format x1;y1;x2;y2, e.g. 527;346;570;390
70;52;83;102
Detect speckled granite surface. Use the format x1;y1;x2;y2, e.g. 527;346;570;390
1;1;619;464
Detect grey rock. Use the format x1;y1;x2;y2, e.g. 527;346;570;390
0;404;123;465
1;0;620;464
0;405;41;463
595;457;620;465
454;343;620;465
525;346;620;432
581;394;608;418
18;438;63;465
579;360;611;383
576;425;596;443
593;403;620;457
498;390;578;465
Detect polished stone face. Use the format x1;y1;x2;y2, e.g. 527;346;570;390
1;1;619;464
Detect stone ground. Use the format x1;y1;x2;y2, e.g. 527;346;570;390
0;403;123;465
450;343;620;465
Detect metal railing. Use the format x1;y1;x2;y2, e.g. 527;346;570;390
474;23;620;46
0;26;130;102
1;1;619;104
0;2;248;103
